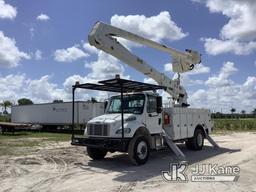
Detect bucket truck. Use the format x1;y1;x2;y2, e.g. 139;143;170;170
71;22;218;165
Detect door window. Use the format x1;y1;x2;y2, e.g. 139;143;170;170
147;96;157;113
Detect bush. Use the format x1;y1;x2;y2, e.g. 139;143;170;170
0;115;11;122
213;118;256;131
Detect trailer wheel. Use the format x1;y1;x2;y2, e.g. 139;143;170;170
190;128;205;150
128;135;149;165
87;147;107;160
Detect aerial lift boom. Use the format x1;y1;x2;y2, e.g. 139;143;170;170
88;22;201;106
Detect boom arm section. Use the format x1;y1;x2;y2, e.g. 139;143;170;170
88;22;201;106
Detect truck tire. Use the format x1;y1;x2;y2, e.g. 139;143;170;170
128;135;149;165
87;147;107;160
190;129;205;150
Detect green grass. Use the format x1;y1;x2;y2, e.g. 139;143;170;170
0;132;72;156
213;118;256;132
0;118;255;156
0;131;71;142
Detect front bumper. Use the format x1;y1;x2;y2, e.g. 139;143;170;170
71;137;130;152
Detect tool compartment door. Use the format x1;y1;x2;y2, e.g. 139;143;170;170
187;113;194;138
180;113;188;139
172;108;181;140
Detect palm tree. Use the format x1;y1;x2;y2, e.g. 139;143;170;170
0;100;13;114
231;108;236;114
241;110;246;118
230;108;236;119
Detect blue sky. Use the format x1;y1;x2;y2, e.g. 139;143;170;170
0;0;255;113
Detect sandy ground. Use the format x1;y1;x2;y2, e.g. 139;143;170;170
0;132;256;192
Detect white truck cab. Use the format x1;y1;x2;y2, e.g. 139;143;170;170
85;92;162;139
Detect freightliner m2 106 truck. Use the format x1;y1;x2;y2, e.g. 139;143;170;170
71;22;219;165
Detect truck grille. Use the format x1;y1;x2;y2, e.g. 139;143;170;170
87;124;109;136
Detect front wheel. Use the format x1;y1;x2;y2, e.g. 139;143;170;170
128;135;149;165
87;147;107;160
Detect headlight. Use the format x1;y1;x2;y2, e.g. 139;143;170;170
115;128;131;134
125;116;136;121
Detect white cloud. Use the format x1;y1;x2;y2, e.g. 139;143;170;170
240;76;256;100
34;50;42;60
196;0;256;55
63;74;95;100
164;62;210;75
0;61;254;112
0;73;110;104
36;14;50;21
110;11;188;43
206;61;237;87
0;74;68;104
143;78;157;85
186;64;210;75
54;45;89;62
189;61;255;112
83;43;99;54
180;75;204;86
202;38;256;55
0;0;16;20
0;31;30;68
26;75;65;102
85;51;128;79
164;63;209;87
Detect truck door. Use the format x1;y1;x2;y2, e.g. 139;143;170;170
146;95;162;134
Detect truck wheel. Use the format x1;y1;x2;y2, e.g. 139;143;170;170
87;147;107;160
191;129;204;150
128;135;149;165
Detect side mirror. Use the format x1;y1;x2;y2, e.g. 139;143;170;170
156;96;162;113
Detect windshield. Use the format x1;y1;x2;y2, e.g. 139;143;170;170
106;94;145;114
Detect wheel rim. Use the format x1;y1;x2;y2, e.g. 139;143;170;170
197;133;203;146
137;141;147;159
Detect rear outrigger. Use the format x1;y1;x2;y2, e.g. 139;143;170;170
71;21;219;165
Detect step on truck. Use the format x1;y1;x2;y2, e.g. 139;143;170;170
71;22;219;165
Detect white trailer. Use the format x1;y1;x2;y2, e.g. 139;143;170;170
11;101;105;127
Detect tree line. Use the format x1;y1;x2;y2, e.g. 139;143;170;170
1;98;255;118
212;108;256;119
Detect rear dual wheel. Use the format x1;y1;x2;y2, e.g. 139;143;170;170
186;129;204;150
